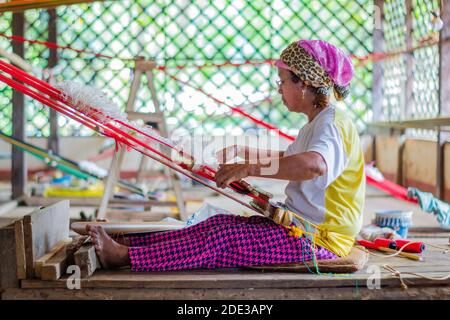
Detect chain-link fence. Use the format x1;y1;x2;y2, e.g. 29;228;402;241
0;0;375;138
381;0;441;138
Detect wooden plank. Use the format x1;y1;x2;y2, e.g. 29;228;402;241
375;135;402;183
71;220;184;235
403;139;437;194
23;200;70;278
14;219;26;279
19;268;450;290
74;244;101;278
135;59;157;71
360;135;374;163
370;117;450;129
0;224;19;291
436;132;444;200
126;112;164;123
0;199;19;216
65;235;89;266
444;143;450;203
41;246;69;281
0;0;105;13
35;239;71;278
3;286;450;300
105;210;178;221
23;215;33;279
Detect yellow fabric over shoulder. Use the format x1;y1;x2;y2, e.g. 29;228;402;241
314;108;366;257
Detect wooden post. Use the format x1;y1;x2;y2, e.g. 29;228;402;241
405;0;414;119
11;12;26;199
437;1;450;199
372;0;384;122
47;9;59;154
441;1;450;117
96;147;125;221
371;0;385;164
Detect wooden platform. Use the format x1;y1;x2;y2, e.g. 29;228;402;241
2;234;449;300
1;185;449;300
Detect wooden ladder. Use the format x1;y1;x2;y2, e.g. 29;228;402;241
96;58;187;221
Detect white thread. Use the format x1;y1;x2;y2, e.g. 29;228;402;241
56;80;127;122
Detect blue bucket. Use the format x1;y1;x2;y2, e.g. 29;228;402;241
374;210;413;238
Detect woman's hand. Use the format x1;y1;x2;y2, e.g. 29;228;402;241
215;145;245;164
215;163;257;189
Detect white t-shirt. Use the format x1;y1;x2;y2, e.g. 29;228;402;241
284;106;348;224
282;105;365;257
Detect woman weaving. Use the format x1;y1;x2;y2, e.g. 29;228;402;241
86;39;366;271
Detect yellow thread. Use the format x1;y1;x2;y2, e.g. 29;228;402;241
274;206;349;278
281;208;330;240
288;226;303;238
287;225;316;238
318;228;329;241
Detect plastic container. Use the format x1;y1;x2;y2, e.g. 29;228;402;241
374;210;413;238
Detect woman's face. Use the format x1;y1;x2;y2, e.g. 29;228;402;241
277;68;312;113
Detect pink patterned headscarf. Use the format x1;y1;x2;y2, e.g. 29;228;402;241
275;39;354;99
298;40;353;87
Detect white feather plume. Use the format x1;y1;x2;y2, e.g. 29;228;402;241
56;81;193;163
55;81;127;122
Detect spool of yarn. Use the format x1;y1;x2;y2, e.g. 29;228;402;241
357;239;378;250
374;210;413;238
394;239;425;253
374;238;397;249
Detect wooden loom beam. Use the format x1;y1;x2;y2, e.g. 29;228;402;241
0;1;105;13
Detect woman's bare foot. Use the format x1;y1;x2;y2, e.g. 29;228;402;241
86;225;130;269
112;235;131;246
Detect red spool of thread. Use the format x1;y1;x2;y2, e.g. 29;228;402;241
374;238;397;249
394;239;425;253
357;239;378;250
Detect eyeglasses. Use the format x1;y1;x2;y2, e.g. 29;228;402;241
275;79;286;87
275;75;299;87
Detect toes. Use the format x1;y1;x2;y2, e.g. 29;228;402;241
86;224;103;237
91;236;100;246
98;226;109;237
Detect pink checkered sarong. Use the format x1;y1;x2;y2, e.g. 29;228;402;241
127;214;337;272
